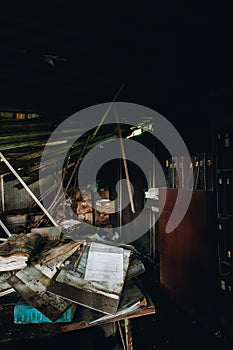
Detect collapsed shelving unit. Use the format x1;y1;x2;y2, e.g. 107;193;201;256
0;151;58;238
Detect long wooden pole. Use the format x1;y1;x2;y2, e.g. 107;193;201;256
65;135;91;191
115;109;135;214
90;83;124;141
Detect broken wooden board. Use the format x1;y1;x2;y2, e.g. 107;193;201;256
32;240;85;279
125;255;145;280
8;264;72;322
48;243;131;315
81;278;148;325
31;226;62;241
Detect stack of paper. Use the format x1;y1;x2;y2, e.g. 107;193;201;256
0;232;41;272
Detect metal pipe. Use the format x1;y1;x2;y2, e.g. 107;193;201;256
0;175;5;212
0;152;58;227
0;219;11;237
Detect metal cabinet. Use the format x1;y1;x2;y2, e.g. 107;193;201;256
159;188;218;330
215;119;233;326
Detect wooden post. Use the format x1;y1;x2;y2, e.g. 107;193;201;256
115;111;135;214
124;319;133;350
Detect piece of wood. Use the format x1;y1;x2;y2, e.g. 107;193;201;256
90;83;124;141
9;265;72;322
118;320;127;350
32;241;85;279
115;113;135;214
125;319;133;350
85;278;148;325
48;243;131;315
34;240;83;265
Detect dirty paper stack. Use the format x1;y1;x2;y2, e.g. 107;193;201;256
48;242;131;315
0;232;42;297
0;231;146;323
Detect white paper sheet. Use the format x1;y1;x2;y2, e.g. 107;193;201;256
84;242;124;283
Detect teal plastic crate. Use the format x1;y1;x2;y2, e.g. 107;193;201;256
14;302;76;324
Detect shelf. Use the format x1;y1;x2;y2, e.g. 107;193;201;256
215;119;233;329
217;168;233;172
222;261;233;268
217;213;233;218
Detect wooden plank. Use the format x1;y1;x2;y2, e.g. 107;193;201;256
9;265;72;322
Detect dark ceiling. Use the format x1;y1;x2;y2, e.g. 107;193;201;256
0;4;206;109
0;3;231;150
